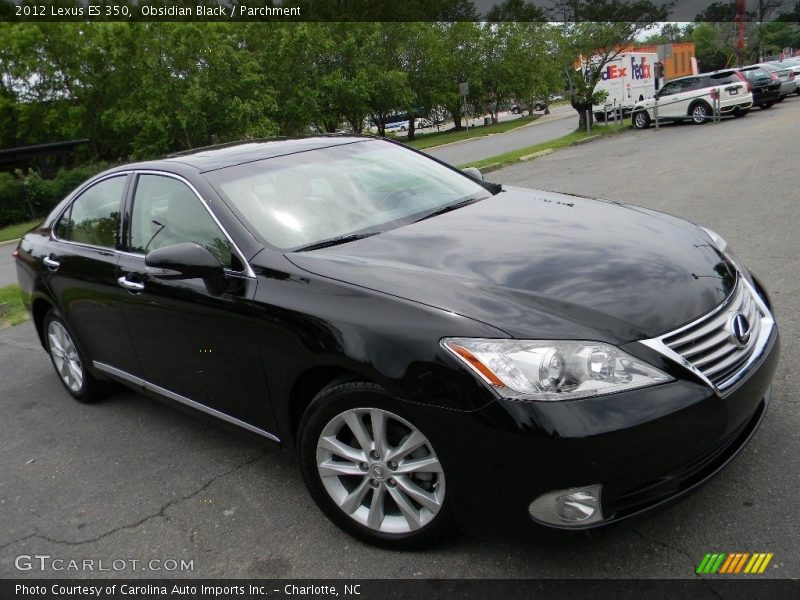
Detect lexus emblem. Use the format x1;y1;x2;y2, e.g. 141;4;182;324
730;312;751;347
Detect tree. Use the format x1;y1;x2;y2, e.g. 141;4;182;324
439;21;484;129
553;0;671;130
392;23;450;140
486;0;546;21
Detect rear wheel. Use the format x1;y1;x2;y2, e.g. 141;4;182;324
299;382;451;548
632;110;651;129
690;102;711;124
44;311;113;403
759;102;774;109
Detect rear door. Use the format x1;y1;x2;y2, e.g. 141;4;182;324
115;172;274;432
44;174;141;374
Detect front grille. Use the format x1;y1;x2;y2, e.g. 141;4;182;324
660;280;764;389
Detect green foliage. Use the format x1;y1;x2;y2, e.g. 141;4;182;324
0;284;29;328
0;165;107;228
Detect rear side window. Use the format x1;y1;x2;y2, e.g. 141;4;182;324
56;176;125;248
129;174;234;269
743;68;768;81
710;72;738;85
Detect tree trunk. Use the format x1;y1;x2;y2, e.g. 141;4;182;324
407;116;416;140
576;108;594;131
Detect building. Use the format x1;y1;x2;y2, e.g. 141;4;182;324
634;42;697;79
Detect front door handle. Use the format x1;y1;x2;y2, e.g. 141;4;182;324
43;256;60;270
117;276;145;292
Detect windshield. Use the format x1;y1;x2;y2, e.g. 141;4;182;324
206;140;490;250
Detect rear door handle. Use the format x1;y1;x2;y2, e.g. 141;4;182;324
117;276;145;292
43;256;60;270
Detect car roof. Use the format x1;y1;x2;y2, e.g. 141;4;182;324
161;135;374;172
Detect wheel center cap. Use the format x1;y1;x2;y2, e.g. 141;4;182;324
369;464;385;481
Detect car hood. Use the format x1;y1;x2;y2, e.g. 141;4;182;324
286;186;735;344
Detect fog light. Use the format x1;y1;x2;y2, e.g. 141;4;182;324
528;484;604;528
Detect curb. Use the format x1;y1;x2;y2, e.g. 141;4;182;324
519;148;555;161
0;239;20;247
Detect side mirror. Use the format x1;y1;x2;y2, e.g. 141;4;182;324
462;166;484;181
145;242;227;295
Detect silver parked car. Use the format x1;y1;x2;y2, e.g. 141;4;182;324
758;63;797;100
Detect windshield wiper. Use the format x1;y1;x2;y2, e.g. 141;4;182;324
296;231;380;252
411;195;487;224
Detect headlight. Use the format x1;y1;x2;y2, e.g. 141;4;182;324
442;338;672;401
700;226;749;277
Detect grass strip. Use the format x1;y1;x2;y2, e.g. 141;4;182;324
0;219;40;243
0;284;29;327
459;122;629;172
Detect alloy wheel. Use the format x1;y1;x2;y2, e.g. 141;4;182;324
634;112;649;128
315;407;445;534
692;105;709;124
47;321;84;393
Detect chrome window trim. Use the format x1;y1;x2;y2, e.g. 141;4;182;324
640;276;776;397
50;172;130;252
93;361;280;443
128;170;256;278
51;169;256;279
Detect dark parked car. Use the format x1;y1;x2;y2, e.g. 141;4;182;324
14;137;779;548
739;65;782;108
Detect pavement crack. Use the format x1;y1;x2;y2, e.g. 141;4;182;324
27;452;267;548
0;532;38;551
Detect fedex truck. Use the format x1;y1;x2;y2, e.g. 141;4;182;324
590;52;659;120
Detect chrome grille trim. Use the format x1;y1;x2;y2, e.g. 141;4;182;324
641;277;775;397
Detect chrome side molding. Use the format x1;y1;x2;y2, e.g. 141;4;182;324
93;361;281;443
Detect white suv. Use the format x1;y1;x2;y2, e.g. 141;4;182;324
631;69;753;129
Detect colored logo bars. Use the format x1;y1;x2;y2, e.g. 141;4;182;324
696;552;774;574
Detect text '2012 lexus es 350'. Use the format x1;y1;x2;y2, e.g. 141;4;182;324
14;137;779;548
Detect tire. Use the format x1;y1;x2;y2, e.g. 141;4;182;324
759;102;774;109
734;108;750;118
534;103;545;111
511;107;520;115
594;111;606;123
632;110;651;129
776;95;785;103
43;310;113;403
298;381;452;549
689;101;711;124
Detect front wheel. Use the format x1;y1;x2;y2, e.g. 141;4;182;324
299;382;451;548
760;102;774;109
734;108;750;118
632;110;651;129
44;311;113;403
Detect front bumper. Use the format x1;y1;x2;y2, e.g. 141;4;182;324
423;315;779;537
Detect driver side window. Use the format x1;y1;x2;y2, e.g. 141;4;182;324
658;81;682;97
129;174;234;269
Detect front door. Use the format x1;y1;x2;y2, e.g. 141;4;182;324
116;172;274;432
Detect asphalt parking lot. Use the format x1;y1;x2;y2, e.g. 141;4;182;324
1;98;798;580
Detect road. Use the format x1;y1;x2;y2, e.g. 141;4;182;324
1;98;798;579
424;104;576;166
0;242;17;288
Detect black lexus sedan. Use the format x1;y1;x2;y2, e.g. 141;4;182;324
14;137;779;548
